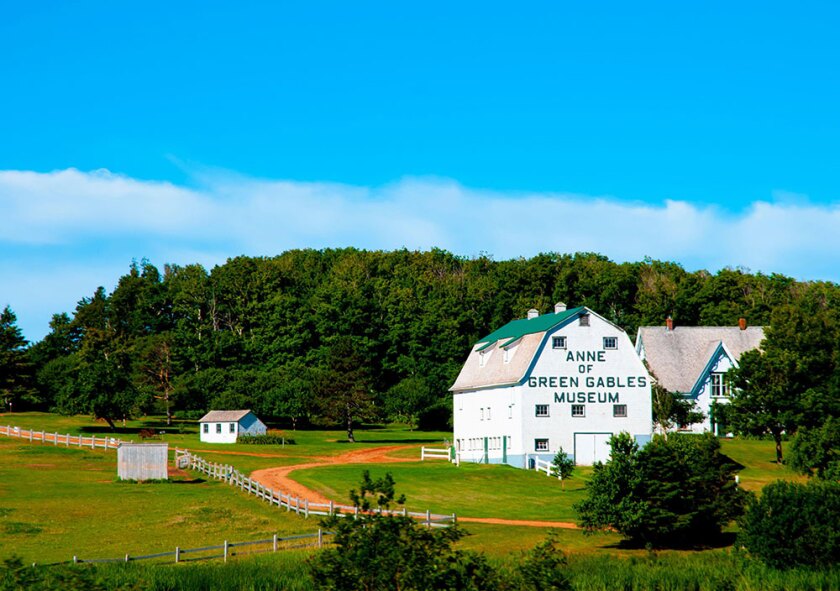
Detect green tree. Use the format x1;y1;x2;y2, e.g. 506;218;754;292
384;376;432;429
575;433;747;547
314;336;376;442
0;306;36;412
310;471;499;591
515;534;571;591
727;348;801;463
788;417;840;480
551;447;575;490
650;382;704;436
133;333;177;425
57;328;142;430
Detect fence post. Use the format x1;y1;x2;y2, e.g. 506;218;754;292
73;556;77;564
403;507;407;517
273;534;278;552
66;433;69;447
329;500;334;515
223;540;229;563
295;497;300;514
305;499;309;518
452;513;457;524
53;432;57;446
29;429;33;442
426;509;431;528
78;434;82;448
91;436;95;449
175;547;180;563
124;554;129;563
318;528;323;548
354;506;359;520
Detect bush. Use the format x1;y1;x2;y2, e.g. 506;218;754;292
238;433;295;445
575;432;748;547
738;479;840;569
309;471;499;590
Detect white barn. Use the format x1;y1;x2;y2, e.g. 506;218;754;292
198;410;267;443
635;318;764;435
451;304;653;467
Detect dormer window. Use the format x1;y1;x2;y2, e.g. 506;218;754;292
710;373;729;397
552;336;566;349
579;314;590;327
479;349;492;367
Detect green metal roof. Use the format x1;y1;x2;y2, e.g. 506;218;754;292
476;307;585;348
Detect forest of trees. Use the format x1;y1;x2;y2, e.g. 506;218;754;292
1;249;838;439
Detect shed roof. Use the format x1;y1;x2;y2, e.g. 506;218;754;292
637;326;764;393
199;410;253;423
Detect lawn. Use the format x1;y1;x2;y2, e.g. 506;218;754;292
0;412;810;564
292;461;591;521
0;437;316;564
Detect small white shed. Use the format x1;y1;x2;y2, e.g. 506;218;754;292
117;443;169;480
198;410;267;443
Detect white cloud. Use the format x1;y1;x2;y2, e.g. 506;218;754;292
1;167;839;340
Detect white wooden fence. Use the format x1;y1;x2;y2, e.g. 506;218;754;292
48;530;332;567
176;449;457;528
0;425;122;450
420;446;452;462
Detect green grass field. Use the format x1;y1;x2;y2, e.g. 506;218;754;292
0;412;809;565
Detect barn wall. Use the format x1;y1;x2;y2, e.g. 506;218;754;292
117;443;169;480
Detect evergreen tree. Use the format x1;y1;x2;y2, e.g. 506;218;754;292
0;306;35;412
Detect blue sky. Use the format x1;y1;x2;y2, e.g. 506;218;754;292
2;1;840;340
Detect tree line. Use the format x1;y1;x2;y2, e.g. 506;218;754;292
0;249;837;444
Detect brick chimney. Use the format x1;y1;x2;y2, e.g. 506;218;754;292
527;309;539;320
665;316;674;331
738;317;747;331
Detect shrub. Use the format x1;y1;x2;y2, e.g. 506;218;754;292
238;433;295;445
309;470;499;590
575;432;748;547
738;479;840;569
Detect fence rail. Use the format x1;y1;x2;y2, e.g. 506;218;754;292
0;425;122;450
420;446;453;462
63;530;332;566
175;449;457;528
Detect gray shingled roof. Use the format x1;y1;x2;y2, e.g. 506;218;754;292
198;410;253;423
637;326;765;393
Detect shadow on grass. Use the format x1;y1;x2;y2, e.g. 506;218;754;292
603;531;737;551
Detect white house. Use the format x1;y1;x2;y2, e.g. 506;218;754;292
198;410;267;443
450;304;653;467
635;318;764;435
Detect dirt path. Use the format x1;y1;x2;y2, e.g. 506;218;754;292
249;444;580;530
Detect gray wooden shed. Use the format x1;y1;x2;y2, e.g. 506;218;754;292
117;442;169;481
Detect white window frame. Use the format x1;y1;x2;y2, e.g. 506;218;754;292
613;404;627;417
603;336;618;350
535;438;549;452
579;314;590;327
571;404;585;417
710;373;729;398
552;336;567;349
535;404;549;417
229;422;236;433
480;408;484;421
203;424;208;434
487;407;492;420
215;423;222;434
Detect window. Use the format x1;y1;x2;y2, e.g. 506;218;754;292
487;407;492;420
603;336;618;350
710;373;729;398
579;314;590;327
479;351;487;367
229;423;236;433
203;424;208;434
480;408;484;421
552;336;566;349
535;439;549;451
571;404;585;417
613;404;627;417
215;423;222;434
535;404;549;417
508;404;513;419
503;348;512;363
